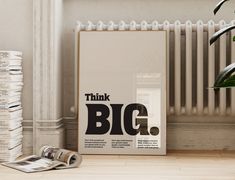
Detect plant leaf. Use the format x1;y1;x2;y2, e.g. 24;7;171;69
210;25;235;45
213;63;235;89
233;36;235;41
217;74;235;87
213;0;229;15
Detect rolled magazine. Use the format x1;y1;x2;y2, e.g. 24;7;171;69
2;146;82;173
39;146;82;169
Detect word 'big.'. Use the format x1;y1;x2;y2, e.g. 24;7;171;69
85;103;159;136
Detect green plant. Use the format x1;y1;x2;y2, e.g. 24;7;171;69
210;0;235;89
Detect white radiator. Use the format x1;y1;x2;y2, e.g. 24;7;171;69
76;20;235;117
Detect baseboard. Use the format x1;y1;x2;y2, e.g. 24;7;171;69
167;122;235;150
63;117;235;151
63;117;78;151
22;116;235;153
22;120;33;155
22;118;65;155
22;129;33;155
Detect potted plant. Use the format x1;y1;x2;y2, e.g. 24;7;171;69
210;0;235;89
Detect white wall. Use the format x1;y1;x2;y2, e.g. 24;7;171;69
0;0;33;120
0;0;235;151
63;0;235;117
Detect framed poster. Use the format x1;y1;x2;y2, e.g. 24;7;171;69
78;31;166;155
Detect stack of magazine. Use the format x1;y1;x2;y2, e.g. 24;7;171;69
0;51;23;162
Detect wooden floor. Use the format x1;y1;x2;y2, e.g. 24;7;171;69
0;151;235;180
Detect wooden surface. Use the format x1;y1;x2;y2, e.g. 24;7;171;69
0;151;235;180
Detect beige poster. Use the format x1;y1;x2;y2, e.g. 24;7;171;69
78;31;166;155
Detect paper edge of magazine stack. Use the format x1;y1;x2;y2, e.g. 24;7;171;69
2;145;83;173
0;51;23;162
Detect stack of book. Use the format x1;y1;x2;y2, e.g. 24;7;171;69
0;51;23;162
